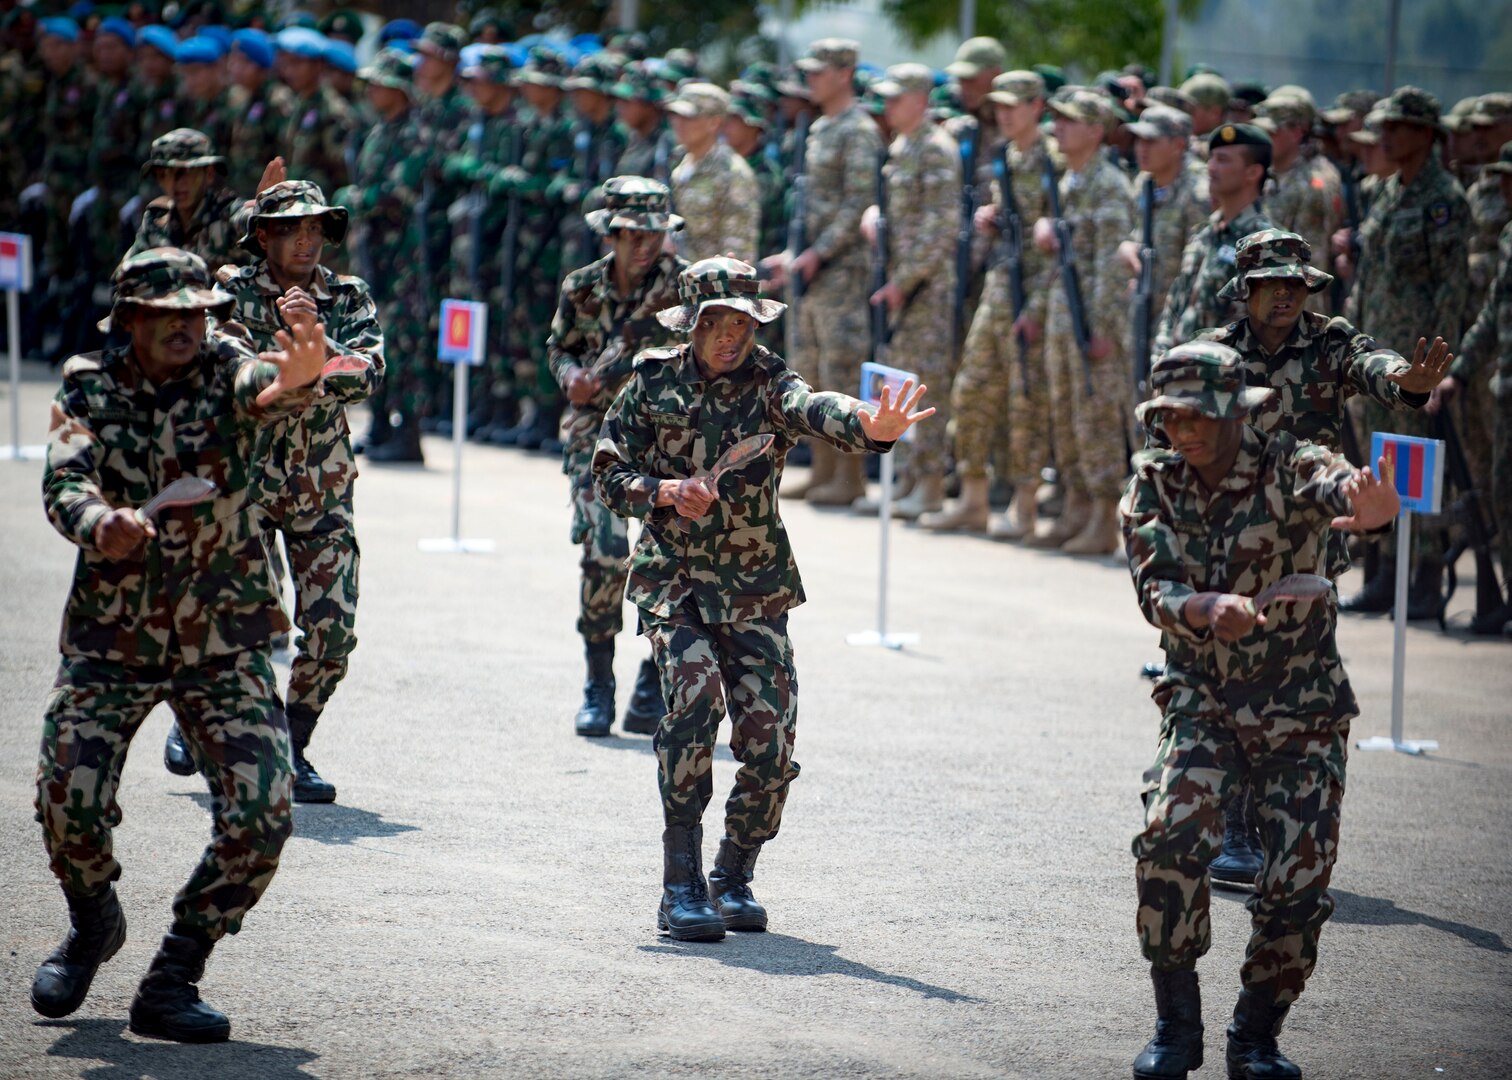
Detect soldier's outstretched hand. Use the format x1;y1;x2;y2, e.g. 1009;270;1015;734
1332;455;1401;532
256;321;329;406
1387;336;1453;397
859;379;935;443
256;157;287;196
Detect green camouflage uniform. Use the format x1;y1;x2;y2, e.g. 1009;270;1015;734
87;73;142;275
0;47;48;221
744;145;788;262
177;89;235;164
285;85;356;199
1134;165;1211;331
40;61;97;274
1121;344;1361;1007
133;75;182;196
128;187;244;276
225;80;296;199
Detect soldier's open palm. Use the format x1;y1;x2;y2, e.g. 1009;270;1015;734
257;321;329;406
1332;456;1402;532
1387;336;1453;396
859;379;935;443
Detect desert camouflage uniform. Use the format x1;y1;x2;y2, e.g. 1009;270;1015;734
546;249;685;642
671;142;760;264
1264;158;1342;313
593;341;892;844
1154;202;1274;363
127;186;245;275
226;81;296;198
943;105;1007;331
1139;164;1211;329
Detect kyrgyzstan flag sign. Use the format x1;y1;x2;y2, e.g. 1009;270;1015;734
1370;431;1443;514
438;299;487;366
0;231;34;293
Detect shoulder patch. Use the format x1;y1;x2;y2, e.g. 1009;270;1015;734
1428;200;1451;228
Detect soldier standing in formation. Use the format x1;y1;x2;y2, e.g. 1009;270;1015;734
225;30;294;202
722;84;788;266
612;61;671;182
1253;92;1341;313
174;35;232;157
668;82;760;264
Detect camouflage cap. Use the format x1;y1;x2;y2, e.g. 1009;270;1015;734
661;47;701;82
666;81;730;119
1126;103;1192;140
1320;89;1379;125
739;61;781;98
1217;228;1332;302
416;22;465;63
1470;92;1512;128
1483;140;1512;176
795;37;859;73
1348;109;1385;145
584;175;684;235
1135;340;1274;427
564;52;622;94
357;46;415;91
944;36;1006;79
986;69;1046;107
1180;71;1231;109
516;44;570;88
1142;85;1196;114
1269;84;1316;109
873;62;934;99
460;43;514;84
1047;87;1114;127
657;257;786;333
1378;85;1443;131
1254;93;1315;131
237;179;349;257
612;60;668;104
104;246;234;331
142;128;224;175
727;90;768;129
318;9;363;42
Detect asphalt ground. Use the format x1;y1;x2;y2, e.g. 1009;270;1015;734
1;359;1509;1079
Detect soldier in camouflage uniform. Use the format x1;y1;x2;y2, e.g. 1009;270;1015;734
546;178;687;738
923;70;1060;537
1253;94;1342;315
1016;88;1134;556
763;38;885;507
131;26;183;190
225;29;294;200
127;129;245;275
668;82;759;264
84;18;140;283
31;247;329;1043
612;61;672;183
37;18;97;356
1123;343;1401;1080
1344;87;1470;617
559;54;630;279
175;36;235;157
592;257;931;941
277;28;355;238
1179;71;1231;145
723;85;788;263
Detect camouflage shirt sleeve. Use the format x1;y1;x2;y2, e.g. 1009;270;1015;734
43;371;115;551
892;131;960;298
1452;226;1509;383
1326;316;1422;410
810;111;884;265
318;277;385;406
1118;459;1208;643
547;267;596;389
765;368;893;454
592;364;663;521
1289;439;1356;523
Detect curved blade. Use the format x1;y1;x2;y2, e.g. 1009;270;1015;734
1252;573;1334;610
321;353;371;379
708;434;776;480
137;476;218;521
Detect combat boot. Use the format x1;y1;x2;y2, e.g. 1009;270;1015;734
1404;557;1446;623
1209;783;1263;890
1225;990;1301;1080
353;405;392;455
1339;545;1393;613
1025;487;1091;548
807;453;866;506
849;473;915;516
785;441;835;500
163;720;196;776
987;485;1036;541
708;838;767;931
128;927;230;1043
1470;598;1512;635
1061;498;1121;555
31;885;127;1018
490;396;538;446
918;475;990;532
471;396;518;443
574;641;615;737
367;417;424;464
517;400;563;452
621;658;665;736
1132;965;1203;1080
286;707;336;804
890;473;944;520
657;824;725;941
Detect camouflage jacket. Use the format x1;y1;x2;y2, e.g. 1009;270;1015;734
285;85;356;197
443;105;521;233
985;133;1061;307
803;103;885;275
592;343;892;623
1132;164;1210;326
1265;155;1343;313
226;81;296;198
671;142;760;264
43;331;316;667
1119;425;1359;721
41;63;97;192
885;123;960;299
1454;220;1512;398
1027;152;1134;339
133;76;182;182
744;144;788;261
944;108;1007;279
346;109;425;251
1196;310;1425;451
416;83;472;241
177;89;235;160
89;74;141;191
1349;155;1469;354
216;261;384;516
127;186;246;274
1154;201;1274;362
0;49;48;184
1465;171;1510;319
617;125;673;184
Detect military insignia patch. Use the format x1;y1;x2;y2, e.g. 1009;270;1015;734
1429;201;1450;227
1220;125;1235;142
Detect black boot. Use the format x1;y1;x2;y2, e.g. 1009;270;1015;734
517;399;563;451
163;720;197;777
1225;989;1301;1079
31;885;127;1018
657;824;725;942
1339;546;1393;613
1405;557;1446;623
621;658;666;735
491;396;538;446
354;404;393;455
128;927;230;1043
366;418;424;464
1209;782;1263;890
286;708;336;804
1132;965;1203;1080
471;395;517;443
574;641;615;737
708;838;767;931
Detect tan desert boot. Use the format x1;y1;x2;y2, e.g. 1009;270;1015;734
1024;486;1090;548
987;484;1037;541
1060;498;1122;555
918;475;989;531
891;473;945;520
807;453;867;506
784;441;835;500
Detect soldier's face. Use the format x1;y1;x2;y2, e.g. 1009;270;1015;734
617;98;659;132
39;34;77;74
138;44;174;82
367;84;410;118
1161;405;1237;469
611;228;662;281
669;112;720;154
1134;134;1185;177
883;90;928;134
956;70;995;112
228;51;261;89
417;53;453;93
156;166;210;212
92;33;130;77
1206;145;1262;197
521;83;560;113
1052;115;1101;157
1381;120;1433;164
803;65;849;107
123;306;207;375
260;216;326;281
994;100;1040;141
180;60;221;100
1247;277;1305;332
721;114;759;155
281;54;322;94
691;306;757;378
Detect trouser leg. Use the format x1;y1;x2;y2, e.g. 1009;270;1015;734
713;615;800;848
282;506;360;731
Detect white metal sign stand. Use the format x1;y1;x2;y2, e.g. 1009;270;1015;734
0;231;44;462
847;360;919;650
420;299;495;554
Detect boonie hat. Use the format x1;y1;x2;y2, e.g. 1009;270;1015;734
358;46;416;91
238;180;349;257
142;128;224;175
416;22;465;63
584;176;684;235
102;247;234;331
1217;229;1332;302
657;257;787;333
1135;341;1274;428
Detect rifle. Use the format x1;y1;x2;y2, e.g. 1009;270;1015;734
995;146;1031;394
954;125;981;350
414;177;435;309
1434;410;1504;626
1132;174;1156;409
783;110;811;361
1042;153;1094;395
869;147;890;364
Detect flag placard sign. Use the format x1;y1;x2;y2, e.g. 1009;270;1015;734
0;232;33;293
1370;431;1443;514
859;360;918;443
437;299;486;366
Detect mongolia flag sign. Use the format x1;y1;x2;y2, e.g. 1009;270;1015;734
0;231;33;293
437;299;486;366
1370;431;1443;514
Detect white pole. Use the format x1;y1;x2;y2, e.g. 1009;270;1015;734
1159;0;1178;88
878;451;893;639
1390;508;1411;746
451;360;466;544
7;287;19;461
958;0;976;42
777;0;794;68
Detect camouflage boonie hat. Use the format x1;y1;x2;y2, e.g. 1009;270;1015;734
1048;87;1114;126
1348;109;1385;145
657;257;787;332
1180;72;1231;109
1142;85;1196;114
666;81;730;119
612;60;668;104
944;36;1006;79
460;44;514;84
1217;228;1332;302
873;62;934;98
237;180;349;257
795;37;859;73
358;47;416;91
1135;341;1274;427
1443;96;1480;134
986;69;1045;107
738;61;781;100
102;247;234;331
661;47;700;83
142;128;224;175
1126;104;1191;140
564;52;622;94
1470;92;1512;128
727;90;768;129
1483;140;1512;176
1320;89;1379;125
584;176;683;235
1378;85;1444;132
1254;93;1315;131
415;22;465;63
517;44;570;87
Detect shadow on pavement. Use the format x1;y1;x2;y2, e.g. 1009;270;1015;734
39;1017;319;1079
1330;889;1510;953
639;932;983;1003
170;793;419;847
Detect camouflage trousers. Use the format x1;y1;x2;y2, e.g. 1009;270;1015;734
570;470;630;643
1494;391;1512;580
270;503;360;729
451;210;512;398
643;607;800;847
1046;303;1130;501
368;234;430;421
792;261;869;393
951;274;1051;486
36;650;294;941
887;280;956;475
1134;703;1348;1006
